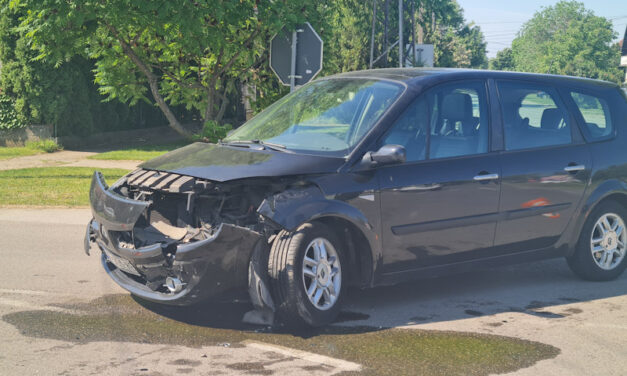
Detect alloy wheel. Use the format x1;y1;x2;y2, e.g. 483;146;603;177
590;213;627;270
302;237;342;311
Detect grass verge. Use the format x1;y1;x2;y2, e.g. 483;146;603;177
0;167;129;207
0;146;43;160
3;294;560;376
87;141;190;161
0;139;63;160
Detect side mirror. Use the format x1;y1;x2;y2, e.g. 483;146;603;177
361;144;406;168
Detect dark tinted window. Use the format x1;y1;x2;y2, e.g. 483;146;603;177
382;81;488;161
570;91;613;140
429;84;488;159
381;96;428;161
497;81;572;150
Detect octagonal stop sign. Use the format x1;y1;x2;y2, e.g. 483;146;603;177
270;22;323;89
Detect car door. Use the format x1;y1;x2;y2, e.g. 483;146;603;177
376;80;502;274
493;80;591;252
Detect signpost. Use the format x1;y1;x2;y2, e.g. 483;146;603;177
270;22;323;91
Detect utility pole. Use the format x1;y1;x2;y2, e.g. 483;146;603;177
369;0;377;69
411;1;416;66
383;0;389;67
398;0;403;67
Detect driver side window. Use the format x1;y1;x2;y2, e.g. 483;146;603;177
381;96;429;162
381;81;489;162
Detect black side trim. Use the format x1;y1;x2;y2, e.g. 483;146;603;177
504;203;570;220
392;212;499;235
391;202;571;235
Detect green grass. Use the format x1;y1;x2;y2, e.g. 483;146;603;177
0;167;129;207
0;139;63;160
0;146;43;160
87;141;189;161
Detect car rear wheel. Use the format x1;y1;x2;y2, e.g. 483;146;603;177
268;222;345;327
567;201;627;281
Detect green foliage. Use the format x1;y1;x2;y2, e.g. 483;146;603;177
360;0;487;69
193;120;233;144
0;3;163;136
16;0;320;130
0;94;22;130
510;1;623;82
25;139;63;153
7;0;491;137
489;48;514;71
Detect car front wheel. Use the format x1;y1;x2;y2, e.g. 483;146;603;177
567;201;627;281
268;222;345;327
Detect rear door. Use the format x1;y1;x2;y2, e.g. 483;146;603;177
493;80;591;252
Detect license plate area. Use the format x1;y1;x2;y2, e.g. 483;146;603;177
104;249;141;276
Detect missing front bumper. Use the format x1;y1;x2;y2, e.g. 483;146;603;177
85;171;263;305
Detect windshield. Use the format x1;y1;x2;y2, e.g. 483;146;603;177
223;78;403;156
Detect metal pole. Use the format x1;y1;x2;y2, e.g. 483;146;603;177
383;0;388;67
398;0;403;68
289;30;297;92
411;1;416;66
369;0;377;69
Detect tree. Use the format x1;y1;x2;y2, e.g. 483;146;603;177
489;48;514;71
353;0;487;69
0;4;151;135
16;0;320;137
510;1;623;83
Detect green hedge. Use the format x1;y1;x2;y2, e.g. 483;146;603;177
0;94;23;130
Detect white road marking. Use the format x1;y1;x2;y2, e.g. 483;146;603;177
243;340;362;372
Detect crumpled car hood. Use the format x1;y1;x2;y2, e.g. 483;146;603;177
140;142;346;182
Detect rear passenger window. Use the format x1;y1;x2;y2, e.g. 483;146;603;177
497;81;572;151
570;91;613;140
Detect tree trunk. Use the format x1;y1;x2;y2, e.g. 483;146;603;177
109;26;191;138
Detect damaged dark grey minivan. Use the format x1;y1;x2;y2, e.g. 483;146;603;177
86;68;627;326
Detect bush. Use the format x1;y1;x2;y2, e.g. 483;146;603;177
25;139;63;153
0;94;23;130
193;120;233;143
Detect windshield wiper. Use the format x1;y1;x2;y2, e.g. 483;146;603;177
220;139;291;153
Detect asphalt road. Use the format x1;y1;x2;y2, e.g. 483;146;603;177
1;208;626;375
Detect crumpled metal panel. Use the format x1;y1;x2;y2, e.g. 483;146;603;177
89;171;150;231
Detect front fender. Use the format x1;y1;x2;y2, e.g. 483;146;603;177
258;186;372;232
257;186;379;284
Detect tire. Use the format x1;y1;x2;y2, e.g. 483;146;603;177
268;222;345;327
567;201;627;281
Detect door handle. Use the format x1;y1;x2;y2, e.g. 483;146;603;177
564;164;585;173
473;173;499;181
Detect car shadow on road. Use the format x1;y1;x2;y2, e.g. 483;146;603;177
133;258;626;334
341;258;627;327
132;293;381;338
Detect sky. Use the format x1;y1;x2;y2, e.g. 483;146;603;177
455;0;627;58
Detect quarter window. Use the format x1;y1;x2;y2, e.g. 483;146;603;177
570;91;613;140
497;81;572;150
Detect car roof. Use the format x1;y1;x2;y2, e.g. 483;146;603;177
326;68;619;90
